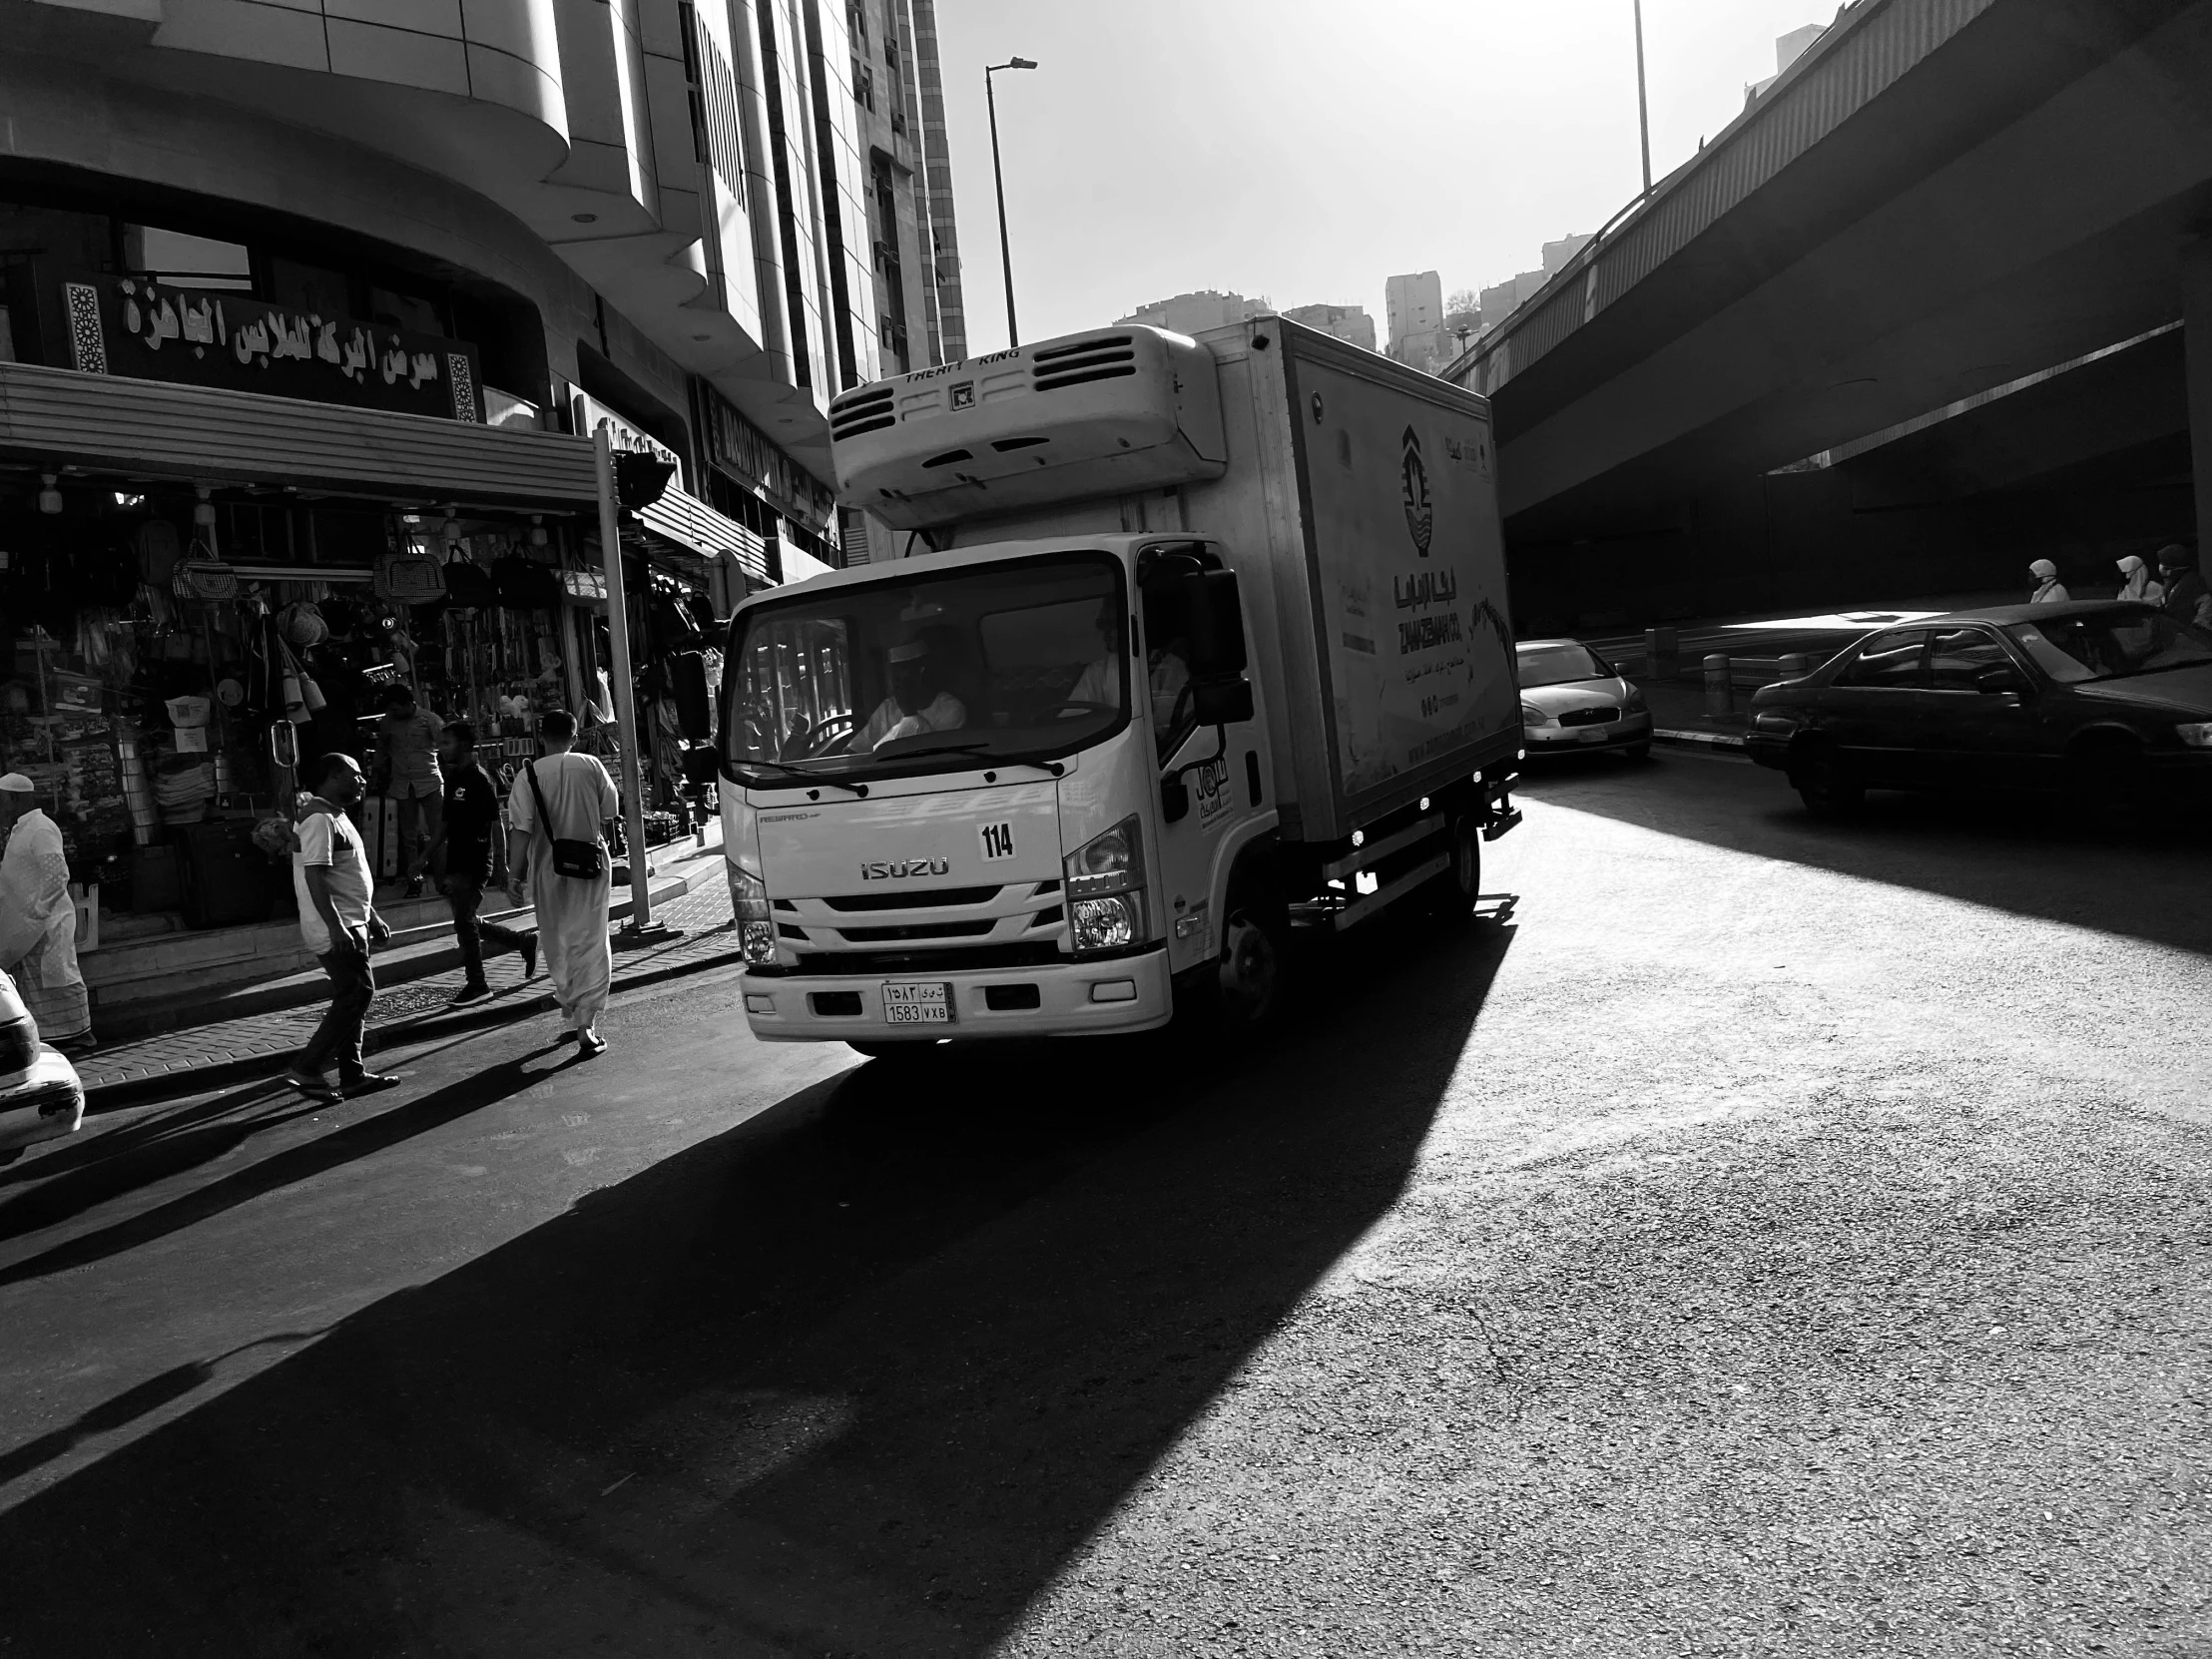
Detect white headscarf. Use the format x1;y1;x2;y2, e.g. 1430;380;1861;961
2116;555;2158;605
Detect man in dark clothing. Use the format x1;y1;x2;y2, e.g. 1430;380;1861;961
2155;545;2210;630
411;723;536;1006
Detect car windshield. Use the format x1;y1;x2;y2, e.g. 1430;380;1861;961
721;551;1128;782
2005;611;2212;684
1516;643;1614;687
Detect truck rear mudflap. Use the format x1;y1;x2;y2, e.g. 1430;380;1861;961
741;948;1174;1043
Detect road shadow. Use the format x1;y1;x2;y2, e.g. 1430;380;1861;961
0;906;1512;1657
1520;752;2212;957
0;1051;578;1286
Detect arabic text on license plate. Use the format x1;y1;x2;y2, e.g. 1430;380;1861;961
881;981;951;1024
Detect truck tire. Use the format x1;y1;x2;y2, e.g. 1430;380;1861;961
1215;891;1288;1034
1425;812;1481;924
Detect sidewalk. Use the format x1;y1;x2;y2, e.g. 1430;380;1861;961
78;846;742;1108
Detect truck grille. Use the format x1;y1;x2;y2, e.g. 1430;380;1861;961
830;385;895;441
773;880;1065;958
785;941;1070;976
822;885;1000;912
837;920;996;942
1557;706;1621;727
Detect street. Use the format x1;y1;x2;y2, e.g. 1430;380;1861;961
3;752;2208;1657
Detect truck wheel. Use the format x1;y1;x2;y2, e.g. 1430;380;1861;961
1792;748;1863;817
1425;813;1481;924
1216;899;1287;1032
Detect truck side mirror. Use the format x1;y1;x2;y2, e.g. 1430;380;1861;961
1192;678;1253;727
1181;568;1249;678
681;744;721;787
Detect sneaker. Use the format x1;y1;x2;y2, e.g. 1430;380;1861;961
577;1032;607;1059
404;876;425;899
519;936;539;980
281;1068;341;1104
340;1071;403;1097
448;983;493;1008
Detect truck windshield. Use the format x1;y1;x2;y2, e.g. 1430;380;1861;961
722;551;1130;782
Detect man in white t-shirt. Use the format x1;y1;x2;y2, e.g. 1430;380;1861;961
282;753;397;1103
854;639;966;751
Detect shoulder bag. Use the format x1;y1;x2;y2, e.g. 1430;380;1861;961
525;757;606;879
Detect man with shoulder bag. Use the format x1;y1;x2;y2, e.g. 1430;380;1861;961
504;710;619;1056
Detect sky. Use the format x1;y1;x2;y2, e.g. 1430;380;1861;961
927;0;1838;351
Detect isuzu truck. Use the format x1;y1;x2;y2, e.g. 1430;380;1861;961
717;315;1522;1052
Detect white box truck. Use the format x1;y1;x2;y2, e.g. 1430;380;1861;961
717;316;1521;1051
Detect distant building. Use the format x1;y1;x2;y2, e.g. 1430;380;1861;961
1285;302;1378;353
1749;22;1826;98
1542;234;1593;276
1479;271;1545;329
1384;271;1444;368
848;0;967;376
1117;289;1269;335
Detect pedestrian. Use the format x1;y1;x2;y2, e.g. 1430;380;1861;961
282;753;401;1104
2155;545;2211;630
409;722;537;1007
0;775;92;1054
2027;559;2068;605
373;683;445;898
503;710;618;1057
2115;554;2162;607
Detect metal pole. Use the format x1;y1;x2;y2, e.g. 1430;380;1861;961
1632;0;1653;194
987;67;1018;348
593;426;654;931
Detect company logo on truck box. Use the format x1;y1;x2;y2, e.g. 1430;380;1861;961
1400;426;1433;557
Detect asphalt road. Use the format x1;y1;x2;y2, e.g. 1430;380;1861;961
2;752;2207;1658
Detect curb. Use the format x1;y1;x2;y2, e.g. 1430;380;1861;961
82;935;747;1112
1653;727;1749;752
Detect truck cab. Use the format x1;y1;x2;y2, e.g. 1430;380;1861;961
722;533;1273;1046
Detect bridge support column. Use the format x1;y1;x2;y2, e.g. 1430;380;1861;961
2187;236;2212;588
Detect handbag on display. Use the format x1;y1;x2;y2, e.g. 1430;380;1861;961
442;554;497;608
173;560;240;601
525;759;607;879
491;556;563;611
373;549;448;606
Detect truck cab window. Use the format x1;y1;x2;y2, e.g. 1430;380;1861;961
723;553;1131;781
1141;577;1198;757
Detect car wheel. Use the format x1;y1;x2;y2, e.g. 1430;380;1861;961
1793;749;1864;817
2068;738;2147;818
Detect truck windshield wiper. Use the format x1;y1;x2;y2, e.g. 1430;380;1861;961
731;758;867;796
874;740;1066;777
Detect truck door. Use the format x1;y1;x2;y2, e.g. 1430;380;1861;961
1143;551;1265;974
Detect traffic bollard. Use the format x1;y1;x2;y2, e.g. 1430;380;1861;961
1778;652;1813;680
1704;653;1735;717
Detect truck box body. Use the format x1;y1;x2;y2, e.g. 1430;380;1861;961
837;318;1517;843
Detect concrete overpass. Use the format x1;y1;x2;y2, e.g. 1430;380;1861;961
1445;0;2212;630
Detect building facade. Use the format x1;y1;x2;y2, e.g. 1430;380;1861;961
1383;271;1444;369
0;0;967;959
1283;303;1378;353
1116;289;1270;335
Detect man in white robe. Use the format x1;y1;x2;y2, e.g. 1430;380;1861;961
854;639;966;751
0;774;91;1050
504;709;619;1056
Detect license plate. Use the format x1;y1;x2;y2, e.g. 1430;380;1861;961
1580;727;1610;743
881;981;951;1024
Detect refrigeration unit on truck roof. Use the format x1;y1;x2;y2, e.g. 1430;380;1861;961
829;326;1228;529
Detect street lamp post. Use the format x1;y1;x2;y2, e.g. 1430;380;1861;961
985;56;1037;348
1632;0;1653;194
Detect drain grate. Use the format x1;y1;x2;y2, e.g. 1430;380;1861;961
284;981;469;1028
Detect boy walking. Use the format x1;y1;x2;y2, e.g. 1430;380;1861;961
410;723;537;1006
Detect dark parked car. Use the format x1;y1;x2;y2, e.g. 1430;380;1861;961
1746;601;2212;815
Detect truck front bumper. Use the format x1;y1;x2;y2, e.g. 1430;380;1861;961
741;948;1175;1044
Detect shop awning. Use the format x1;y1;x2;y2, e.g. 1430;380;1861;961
0;360;600;507
639;484;770;582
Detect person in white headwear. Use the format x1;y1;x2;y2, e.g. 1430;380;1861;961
2114;555;2163;608
2027;560;2069;605
854;638;967;752
0;775;91;1051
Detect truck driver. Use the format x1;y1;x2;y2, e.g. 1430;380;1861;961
855;637;968;751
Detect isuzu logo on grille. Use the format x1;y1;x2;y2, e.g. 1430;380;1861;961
860;856;950;880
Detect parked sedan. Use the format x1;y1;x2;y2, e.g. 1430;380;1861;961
1746;601;2212;815
1516;639;1653;759
0;968;84;1167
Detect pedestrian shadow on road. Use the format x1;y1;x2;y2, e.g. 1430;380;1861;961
0;906;1514;1658
0;1055;563;1289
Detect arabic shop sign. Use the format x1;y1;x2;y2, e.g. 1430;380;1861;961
39;271;482;422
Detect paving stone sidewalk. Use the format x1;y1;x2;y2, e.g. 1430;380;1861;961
78;857;740;1105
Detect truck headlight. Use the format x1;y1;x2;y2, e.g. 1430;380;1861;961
2178;722;2212;749
728;861;771;921
1071;894;1140;951
741;920;778;963
1065;816;1146;953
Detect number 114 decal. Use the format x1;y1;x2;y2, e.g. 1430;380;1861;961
979;822;1016;861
